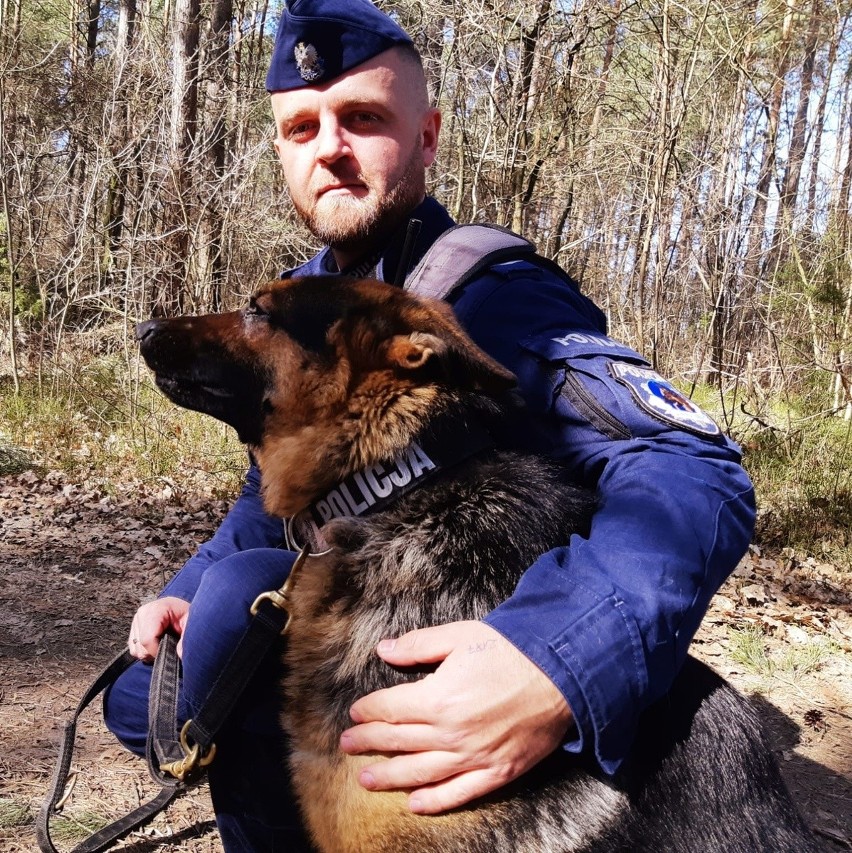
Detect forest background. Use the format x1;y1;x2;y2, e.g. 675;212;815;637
4;0;852;562
2;1;852;849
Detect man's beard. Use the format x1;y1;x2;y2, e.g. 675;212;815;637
292;144;425;255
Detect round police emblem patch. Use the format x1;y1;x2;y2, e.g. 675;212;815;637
609;362;720;436
294;42;325;82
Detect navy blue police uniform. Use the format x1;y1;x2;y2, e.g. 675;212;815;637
103;1;755;850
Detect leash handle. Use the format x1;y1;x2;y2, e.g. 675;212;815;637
146;631;200;784
36;650;181;853
39;576;293;851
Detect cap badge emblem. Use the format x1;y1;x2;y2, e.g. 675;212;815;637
294;42;325;82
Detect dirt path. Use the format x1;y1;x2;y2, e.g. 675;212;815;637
2;470;851;851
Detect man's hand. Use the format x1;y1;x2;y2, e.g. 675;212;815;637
339;620;573;814
128;596;190;661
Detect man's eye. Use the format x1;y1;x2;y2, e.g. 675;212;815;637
285;122;314;140
352;112;379;127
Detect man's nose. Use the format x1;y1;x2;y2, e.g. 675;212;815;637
315;121;350;164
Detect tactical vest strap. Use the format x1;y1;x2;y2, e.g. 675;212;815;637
404;223;537;301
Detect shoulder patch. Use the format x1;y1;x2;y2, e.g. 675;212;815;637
608;362;720;437
523;330;644;363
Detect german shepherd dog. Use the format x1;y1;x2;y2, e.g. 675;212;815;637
137;276;822;853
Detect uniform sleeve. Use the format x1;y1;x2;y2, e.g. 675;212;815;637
452;265;756;775
159;461;285;602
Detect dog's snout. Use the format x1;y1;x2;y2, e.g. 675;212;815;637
135;319;161;343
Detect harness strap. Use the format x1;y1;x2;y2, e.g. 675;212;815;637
403;223;536;300
402;223;593;319
290;414;496;551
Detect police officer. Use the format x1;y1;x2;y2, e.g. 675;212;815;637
104;1;756;849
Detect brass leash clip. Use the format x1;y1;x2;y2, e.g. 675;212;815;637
160;719;217;782
249;543;312;635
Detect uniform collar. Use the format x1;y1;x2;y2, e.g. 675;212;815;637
283;196;456;284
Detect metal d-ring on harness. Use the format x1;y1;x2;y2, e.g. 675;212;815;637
249;518;333;635
37;522;330;853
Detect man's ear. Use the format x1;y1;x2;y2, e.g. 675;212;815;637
421;109;441;168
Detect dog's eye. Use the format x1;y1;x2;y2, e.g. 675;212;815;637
246;297;268;318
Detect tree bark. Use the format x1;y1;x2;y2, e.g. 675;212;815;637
766;0;822;271
157;0;201;315
743;0;794;286
204;0;234;311
0;0;20;392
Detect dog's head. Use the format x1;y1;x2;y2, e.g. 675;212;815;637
137;276;516;516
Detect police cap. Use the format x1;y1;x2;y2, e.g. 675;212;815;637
266;0;414;93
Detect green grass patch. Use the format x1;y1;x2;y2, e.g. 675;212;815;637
728;625;775;677
0;349;244;496
0;444;35;475
0;797;31;829
728;625;835;678
777;640;835;677
47;809;110;844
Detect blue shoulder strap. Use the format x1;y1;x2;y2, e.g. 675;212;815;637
403;222;607;332
403;223;537;301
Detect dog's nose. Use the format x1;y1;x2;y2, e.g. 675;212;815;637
135;319;160;342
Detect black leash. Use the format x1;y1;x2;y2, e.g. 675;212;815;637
35;649;180;853
37;547;308;853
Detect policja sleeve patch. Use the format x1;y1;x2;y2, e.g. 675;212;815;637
608;362;721;437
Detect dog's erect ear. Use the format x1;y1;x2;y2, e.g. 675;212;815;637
415;299;517;394
385;333;440;371
385;319;517;395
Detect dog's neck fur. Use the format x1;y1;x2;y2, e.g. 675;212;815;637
252;389;503;520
